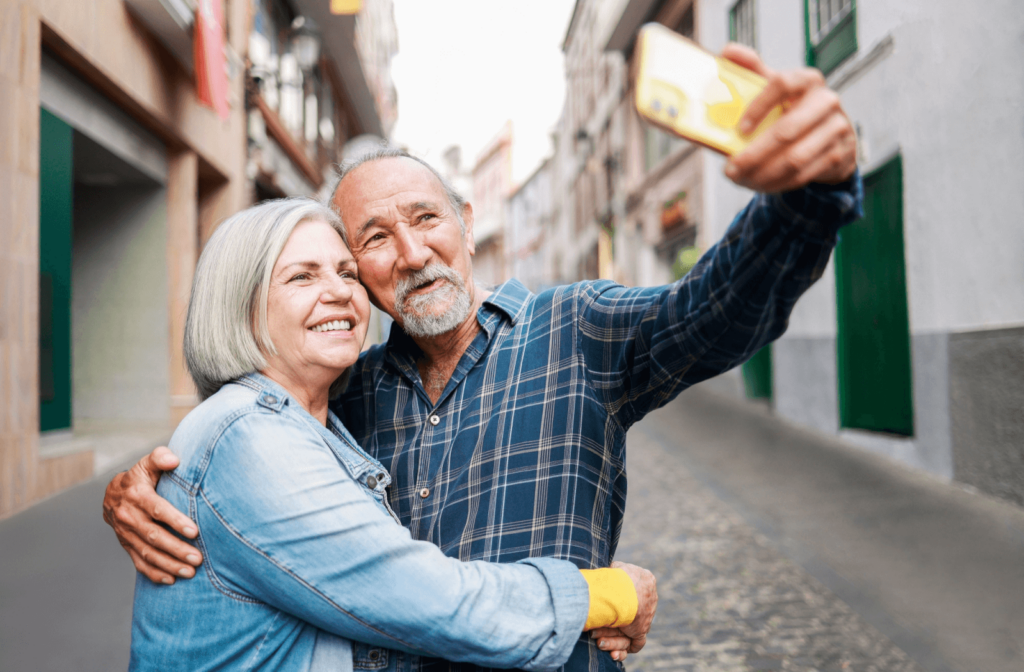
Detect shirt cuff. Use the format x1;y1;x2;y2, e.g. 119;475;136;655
515;557;591;672
769;169;865;242
580;568;638;629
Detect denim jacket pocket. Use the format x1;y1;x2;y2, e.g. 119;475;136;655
352;642;388;670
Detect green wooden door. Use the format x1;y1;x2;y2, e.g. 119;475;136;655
742;345;773;400
39;108;74;432
835;155;913;436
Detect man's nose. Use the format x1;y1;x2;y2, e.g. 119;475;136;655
393;224;432;271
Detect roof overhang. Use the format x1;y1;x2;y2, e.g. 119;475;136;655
291;0;383;137
604;0;661;53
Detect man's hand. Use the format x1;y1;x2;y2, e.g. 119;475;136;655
102;446;202;584
722;43;857;193
590;560;658;660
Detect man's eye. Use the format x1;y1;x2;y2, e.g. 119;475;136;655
419;213;436;222
339;270;357;280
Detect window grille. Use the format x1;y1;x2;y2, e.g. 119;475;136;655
729;0;756;50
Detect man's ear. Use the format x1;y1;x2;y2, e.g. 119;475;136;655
461;202;476;256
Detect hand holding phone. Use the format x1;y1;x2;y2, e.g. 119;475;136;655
635;25;858;192
635;23;782;156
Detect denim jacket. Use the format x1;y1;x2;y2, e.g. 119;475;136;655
129;373;589;671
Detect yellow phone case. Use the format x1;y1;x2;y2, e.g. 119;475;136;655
635;23;782;156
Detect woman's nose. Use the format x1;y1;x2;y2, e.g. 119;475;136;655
321;275;354;303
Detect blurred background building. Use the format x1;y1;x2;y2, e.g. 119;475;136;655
1;0;396;519
470;121;513;286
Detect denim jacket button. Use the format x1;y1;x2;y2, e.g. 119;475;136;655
264;395;277;405
419;488;430;499
366;475;378;489
428;414;440;426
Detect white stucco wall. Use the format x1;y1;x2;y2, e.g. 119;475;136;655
702;0;1024;337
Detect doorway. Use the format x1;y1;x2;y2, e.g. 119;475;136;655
38;109;170;436
834;155;913;436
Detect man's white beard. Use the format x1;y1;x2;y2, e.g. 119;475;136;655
393;263;472;338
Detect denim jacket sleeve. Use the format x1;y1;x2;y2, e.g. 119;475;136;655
578;177;864;429
194;408;589;671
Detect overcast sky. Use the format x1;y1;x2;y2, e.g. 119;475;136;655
389;0;577;185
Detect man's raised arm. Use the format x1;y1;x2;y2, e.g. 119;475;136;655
577;44;861;429
102;447;202;584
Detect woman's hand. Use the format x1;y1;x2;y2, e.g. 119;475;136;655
102;446;203;584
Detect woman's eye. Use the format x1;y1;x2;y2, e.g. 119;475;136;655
289;273;309;282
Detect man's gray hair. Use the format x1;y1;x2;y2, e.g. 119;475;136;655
328;147;467;244
184;198;348;400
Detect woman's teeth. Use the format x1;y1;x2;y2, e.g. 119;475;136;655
310;320;352;333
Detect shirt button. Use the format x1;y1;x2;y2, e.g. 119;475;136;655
428;414;440;426
419;488;430;499
366;475;378;489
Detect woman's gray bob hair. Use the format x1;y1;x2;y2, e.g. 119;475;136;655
184;198;348;401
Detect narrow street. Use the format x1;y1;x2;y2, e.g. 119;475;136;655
2;389;1023;672
619;388;1024;672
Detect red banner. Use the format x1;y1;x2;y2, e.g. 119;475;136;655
194;0;229;120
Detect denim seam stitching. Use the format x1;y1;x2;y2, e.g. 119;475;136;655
247;610;282;671
196;491;265;604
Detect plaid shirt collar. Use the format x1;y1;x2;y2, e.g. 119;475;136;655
381;279;530;398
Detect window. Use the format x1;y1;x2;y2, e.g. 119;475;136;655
805;0;857;75
729;0;756;50
644;125;685;172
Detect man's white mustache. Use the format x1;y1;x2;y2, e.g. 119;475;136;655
394;263;465;310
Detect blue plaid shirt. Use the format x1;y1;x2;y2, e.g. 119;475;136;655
332;178;863;672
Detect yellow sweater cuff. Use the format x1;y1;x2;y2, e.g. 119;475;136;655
580;568;638;630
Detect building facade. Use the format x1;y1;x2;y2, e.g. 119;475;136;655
1;0;393;519
554;0;706;290
695;0;1024;507
471;122;513;286
505;157;554;292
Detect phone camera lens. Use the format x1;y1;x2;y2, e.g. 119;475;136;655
651;99;662;112
668;106;678;118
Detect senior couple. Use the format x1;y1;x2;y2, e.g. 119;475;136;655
105;45;861;671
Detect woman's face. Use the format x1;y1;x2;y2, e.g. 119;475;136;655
263;219;370;388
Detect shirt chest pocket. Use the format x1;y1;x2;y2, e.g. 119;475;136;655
352;642;388;670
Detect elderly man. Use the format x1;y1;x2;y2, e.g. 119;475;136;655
104;45;860;671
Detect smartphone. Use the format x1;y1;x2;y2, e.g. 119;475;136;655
635;23;782;156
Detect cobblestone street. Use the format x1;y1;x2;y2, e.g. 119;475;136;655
616;388;1024;672
618;426;921;672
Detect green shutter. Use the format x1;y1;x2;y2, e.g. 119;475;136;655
835;155;914;436
39;109;74;432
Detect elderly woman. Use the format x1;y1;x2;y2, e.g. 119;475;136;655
129;198;649;671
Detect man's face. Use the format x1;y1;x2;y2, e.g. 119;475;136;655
332;157;477;337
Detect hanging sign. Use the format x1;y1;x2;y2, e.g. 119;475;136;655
194;0;229;120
